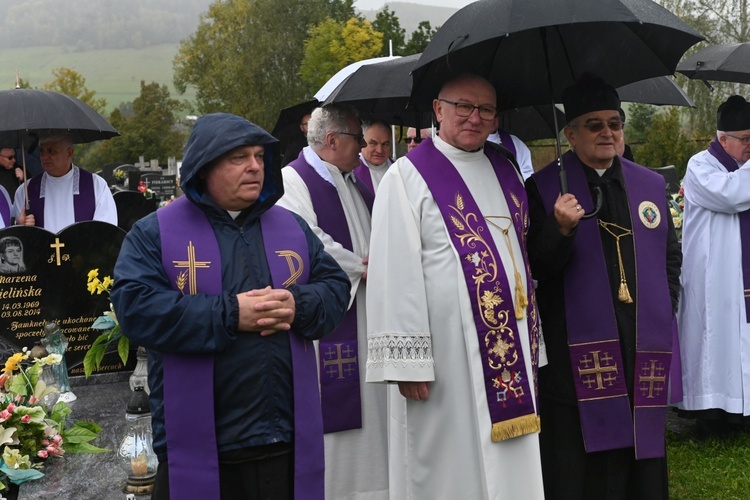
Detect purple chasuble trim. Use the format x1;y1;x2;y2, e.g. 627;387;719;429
708;138;750;322
408;138;541;441
27;168;96;229
353;160;375;196
288;154;369;433
496;130;517;158
0;192;9;227
532;151;673;458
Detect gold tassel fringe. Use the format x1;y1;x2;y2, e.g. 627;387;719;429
514;271;528;320
491;414;541;442
618;281;633;303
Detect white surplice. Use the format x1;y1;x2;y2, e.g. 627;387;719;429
359;154;392;194
278;153;388;500
366;137;544;500
678;149;750;415
13;166;118;233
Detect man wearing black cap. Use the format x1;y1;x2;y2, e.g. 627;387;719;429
678;95;750;435
525;75;681;499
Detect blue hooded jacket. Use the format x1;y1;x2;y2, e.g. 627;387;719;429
111;113;349;461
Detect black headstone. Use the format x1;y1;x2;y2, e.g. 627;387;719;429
0;222;134;376
113;191;159;232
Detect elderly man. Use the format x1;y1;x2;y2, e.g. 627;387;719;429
354;119;392;194
526;76;681;499
404;126;433;152
111;113;350;499
279;103;388;499
366;73;545;499
678;95;750;435
0;146;23;199
14;132;117;232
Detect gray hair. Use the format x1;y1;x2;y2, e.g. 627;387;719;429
307;104;360;149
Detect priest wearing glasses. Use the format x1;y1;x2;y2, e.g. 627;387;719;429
678;95;750;436
366;73;545;500
526;75;681;499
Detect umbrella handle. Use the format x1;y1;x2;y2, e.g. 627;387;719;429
560;162;602;219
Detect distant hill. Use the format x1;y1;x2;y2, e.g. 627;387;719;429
0;1;454;112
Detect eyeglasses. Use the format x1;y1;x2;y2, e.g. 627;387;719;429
578;120;623;133
336;131;365;143
404;137;423;144
0;154;16;161
725;133;750;145
438;99;497;120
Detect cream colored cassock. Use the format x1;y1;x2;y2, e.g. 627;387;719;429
366;137;545;500
678;149;750;415
278;147;388;500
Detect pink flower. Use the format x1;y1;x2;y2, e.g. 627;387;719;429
0;410;11;422
37;450;48;459
28;396;38;404
46;445;56;453
20;414;31;424
53;435;62;444
6;403;16;413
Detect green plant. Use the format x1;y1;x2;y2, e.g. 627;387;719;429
83;269;129;378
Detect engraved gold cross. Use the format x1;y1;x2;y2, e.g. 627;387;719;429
173;241;211;295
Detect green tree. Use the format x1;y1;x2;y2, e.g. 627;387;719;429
372;6;405;56
404;21;438;55
631;107;705;177
299;17;383;93
78;81;185;169
325;0;357;22
173;0;340;130
42;67;107;113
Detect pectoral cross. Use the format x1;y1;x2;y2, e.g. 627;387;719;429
173;241;211;295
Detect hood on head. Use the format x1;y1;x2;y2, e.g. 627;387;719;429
180;113;282;208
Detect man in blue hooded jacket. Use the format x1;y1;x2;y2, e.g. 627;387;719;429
111;113;350;500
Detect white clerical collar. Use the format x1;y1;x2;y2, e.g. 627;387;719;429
302;146;336;186
433;136;487;164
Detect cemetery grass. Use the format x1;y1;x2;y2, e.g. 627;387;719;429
0;44;195;113
667;427;750;499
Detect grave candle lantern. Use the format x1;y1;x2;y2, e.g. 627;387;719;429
118;387;157;494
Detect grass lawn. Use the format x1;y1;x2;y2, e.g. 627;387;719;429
668;420;750;499
0;44;194;113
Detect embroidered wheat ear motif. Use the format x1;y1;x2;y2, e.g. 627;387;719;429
451;215;466;231
510;192;521;209
176;271;188;294
455;193;465;211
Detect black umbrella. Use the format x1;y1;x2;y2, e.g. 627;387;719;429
676;43;750;85
411;0;703;216
271;99;319;164
618;76;695;107
0;88;119;144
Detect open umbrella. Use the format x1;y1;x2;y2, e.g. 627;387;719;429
618;76;695;107
315;56;400;103
272;99;319;164
411;0;703;216
676;43;750;85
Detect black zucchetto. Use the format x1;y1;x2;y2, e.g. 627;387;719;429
563;76;621;123
717;95;750;132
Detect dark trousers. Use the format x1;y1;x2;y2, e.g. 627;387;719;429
151;446;294;500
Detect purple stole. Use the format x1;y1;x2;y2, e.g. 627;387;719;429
27;167;96;228
0;190;10;227
408;138;541;441
157;196;324;500
496;130;517;158
353;159;375;195
289;152;374;433
533;151;673;459
708;138;750;322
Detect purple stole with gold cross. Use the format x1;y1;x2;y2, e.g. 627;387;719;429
533;150;673;459
408;138;541;441
27;167;96;228
708;138;750;322
288;152;374;433
157;196;324;500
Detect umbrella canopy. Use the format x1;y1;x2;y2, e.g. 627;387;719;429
0;88;119;144
321;54;433;127
410;0;704;111
676;43;750;84
617;76;694;107
315;56;400;102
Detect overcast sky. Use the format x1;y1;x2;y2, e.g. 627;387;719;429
354;0;475;10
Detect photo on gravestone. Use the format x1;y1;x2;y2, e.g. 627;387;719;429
0;222;135;377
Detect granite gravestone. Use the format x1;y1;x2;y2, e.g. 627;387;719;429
142;174;177;200
0;222;134;376
113;191;159;232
